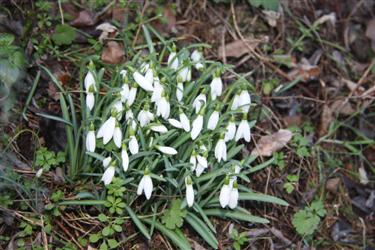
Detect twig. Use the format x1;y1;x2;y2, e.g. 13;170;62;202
132;1;149;48
57;0;64;25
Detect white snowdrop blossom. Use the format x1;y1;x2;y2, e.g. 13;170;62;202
151;78;163;103
185;176;194;207
150;123;168;133
127;85;137;106
156;145;178;155
168;51;179;70
102;157;112;168
168;118;182;129
207;110;220;130
191;113;204;140
137;170;153;200
113;122;122;148
239;90;251;112
210;75;223;100
192;93;207;114
214;136;227;162
176;81;184;103
84;70;96;92
86;124;96;152
113;100;124;119
36;168;43;178
189;151;197;171
231;93;241;111
219;178;231;208
101;163;116;185
195;154;208;177
235;115;251;142
121;144;129;172
191;49;204;70
125;107;134;121
178;61;191;82
86;92;95;111
137;103;154;127
179;111;190;132
97;113;116;145
228;181;239;209
156;95;170;119
120;83;130;102
129;131;139;155
133;71;153;92
224;117;236;142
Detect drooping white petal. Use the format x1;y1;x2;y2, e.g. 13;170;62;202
102;157;112;168
121;149;129;172
84;71;96;91
192;94;206;114
120;69;127;78
178;66;191;82
231;94;240;111
210;77;223;100
228;187;239;209
86;130;96;152
127;87;137;106
113;127;122;148
129;135;139;155
168;118;182;129
168;52;179;70
224;122;236;142
101;166;115;185
207;111;219;130
150;124;168;133
235;120;251;142
126;109;134;121
151;81;163;103
195;163;205;177
239;90;251;113
133;71;153;92
102;117;116;145
120;84;129;102
86;93;95;111
179;112;190;132
145;69;154;87
191;115;203;140
137;176;145;195
156;97;170;119
176;82;184;102
196;155;208;169
214;139;227;162
189;154;197;171
113;101;123;114
191;50;204;70
185;178;194;207
219;184;231;208
138;110;154;127
36;168;43;178
156;146;178;155
143;175;153;200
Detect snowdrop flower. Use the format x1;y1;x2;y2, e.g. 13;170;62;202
86;88;95;111
178;60;191;82
239;89;251;113
120;69;127;78
192;92;206;113
86;124;96;152
224;116;236;142
121;144;129;172
145;68;154;87
185;176;194;207
210;73;223;100
129;129;139;155
140;62;150;74
101;160;116;186
168;47;179;70
113;100;124;119
179;110;190;132
207;109;220;130
127;85;137;106
231;92;241;111
214;135;227;162
151;79;163;103
168;118;182;129
191;49;204;70
191;108;204;140
84;69;97;93
97;112;117;145
176;81;184;103
137;169;153;200
189;150;197;171
125;105;134;121
235;114;251;142
103;156;112;168
228;181;239;209
137;103;154;127
133;71;154;92
150;123;168;133
120;83;129;103
195;153;208;177
156;94;170;119
156;145;178;155
219;177;231;208
113;122;122;148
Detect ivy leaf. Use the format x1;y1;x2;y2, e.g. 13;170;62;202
52;24;76;45
292;209;320;236
161;199;187;230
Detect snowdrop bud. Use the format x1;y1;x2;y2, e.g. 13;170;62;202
138;103;154;127
179;110;190;132
191;49;204;70
195;154;208;177
214;135;227;162
192;92;207;114
178;60;191;82
113;122;122;148
86;90;95;111
176;81;184;103
156;145;178;155
36;168;43;178
86;124;96;152
150;123;168;133
191;108;205;140
97;112;116;145
228;181;239;209
168;49;179;70
156;94;170;119
234;164;241;174
84;70;97;92
168;118;182;129
235;113;251;142
120;83;130;103
239;89;251;113
137;169;153;200
101;163;116;185
113;100;124;119
125;105;134;121
121;144;129;172
189;151;197;171
129;130;139;155
133;71;154;92
231;92;241;111
207;110;220;130
219;177;231;208
151;78;163;103
224;116;236;142
210;72;223;100
185;176;194;207
127;85;137;106
102;156;112;168
145;68;154;87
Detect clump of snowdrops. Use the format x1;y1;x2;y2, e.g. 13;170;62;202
84;45;253;209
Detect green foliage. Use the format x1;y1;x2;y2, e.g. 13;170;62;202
106;177;126;197
52;24;76;46
248;0;279;11
161;199;187;230
283;174;299;194
230;228;249;250
105;196;126;215
273;151;285;169
0;194;13;208
35;147;65;171
292;200;326;236
18;222;34;237
89;214;123;249
289;126;311;158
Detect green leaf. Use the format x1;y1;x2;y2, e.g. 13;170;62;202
99;241;108;250
0;33;15;46
206;192;288;207
125;205;151;240
249;0;279;11
292;209;320;236
98;213;108;222
112;224;122;233
185;213;218;249
102;226;111;236
52;24;76;45
89;233;101;243
161;199;187;230
204;208;269;224
107;239;118;249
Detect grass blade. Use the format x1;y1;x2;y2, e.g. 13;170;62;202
206;192;288;207
125;205;151;240
59;200;106;206
185;212;218;249
204;208;269;224
22;70;40;121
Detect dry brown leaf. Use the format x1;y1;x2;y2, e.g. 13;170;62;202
326;177;340;193
70;10;95;27
101;41;124;64
287;58;320;82
251;129;293;157
330;99;356;115
218;39;261;58
319;104;333;137
96;23;118;42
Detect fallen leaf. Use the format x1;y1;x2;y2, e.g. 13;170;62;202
251;129;293;157
151;6;177;35
101;41;124;64
287;58;320;82
326;177;340;193
70;10;95;27
319;104;333;137
330;99;356;116
218;38;262;58
96;22;118;42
